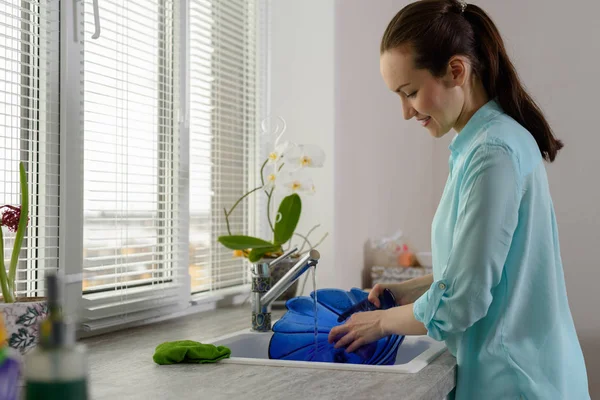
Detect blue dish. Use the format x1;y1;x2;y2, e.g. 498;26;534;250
268;288;404;365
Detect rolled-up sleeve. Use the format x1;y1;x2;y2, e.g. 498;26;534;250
414;142;521;341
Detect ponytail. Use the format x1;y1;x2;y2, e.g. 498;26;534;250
463;4;563;161
381;0;563;162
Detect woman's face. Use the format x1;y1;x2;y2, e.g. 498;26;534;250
380;47;465;138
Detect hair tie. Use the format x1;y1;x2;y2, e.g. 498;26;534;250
457;0;467;13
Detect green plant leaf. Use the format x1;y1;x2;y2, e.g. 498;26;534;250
274;194;302;245
218;235;274;250
0;226;11;303
248;246;281;263
8;162;28;294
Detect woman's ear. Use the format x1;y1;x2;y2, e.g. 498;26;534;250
444;56;469;88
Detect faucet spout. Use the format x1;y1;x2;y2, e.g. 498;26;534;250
251;249;320;331
261;249;320;308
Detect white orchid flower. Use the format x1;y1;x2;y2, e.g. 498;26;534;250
267;141;295;165
263;167;279;191
279;173;316;196
284;144;325;171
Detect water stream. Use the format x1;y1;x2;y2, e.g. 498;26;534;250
312;265;318;354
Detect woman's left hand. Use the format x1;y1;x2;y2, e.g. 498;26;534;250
328;310;389;353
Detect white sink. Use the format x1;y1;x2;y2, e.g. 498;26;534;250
208;325;446;374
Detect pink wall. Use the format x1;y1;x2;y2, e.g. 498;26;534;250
334;0;437;292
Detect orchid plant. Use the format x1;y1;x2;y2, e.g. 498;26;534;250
0;162;29;303
218;117;328;262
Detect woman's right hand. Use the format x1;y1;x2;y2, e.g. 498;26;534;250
368;283;408;308
368;284;388;308
368;274;434;308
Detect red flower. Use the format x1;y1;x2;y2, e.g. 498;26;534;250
0;205;27;232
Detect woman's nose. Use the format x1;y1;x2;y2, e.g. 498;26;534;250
401;98;416;120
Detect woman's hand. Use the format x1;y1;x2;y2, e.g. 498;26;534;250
327;277;435;354
368;284;393;307
369;275;434;307
327;309;389;353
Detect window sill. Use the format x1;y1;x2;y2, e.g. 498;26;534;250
78;284;252;339
191;284;251;306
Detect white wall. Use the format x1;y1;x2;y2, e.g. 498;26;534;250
269;0;336;293
334;0;437;291
271;0;599;395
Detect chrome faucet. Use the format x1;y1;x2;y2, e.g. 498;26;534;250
251;247;320;332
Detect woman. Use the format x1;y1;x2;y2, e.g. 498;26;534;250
328;1;590;399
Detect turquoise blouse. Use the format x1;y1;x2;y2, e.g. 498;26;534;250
413;100;590;399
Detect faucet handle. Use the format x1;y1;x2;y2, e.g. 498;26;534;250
252;247;299;278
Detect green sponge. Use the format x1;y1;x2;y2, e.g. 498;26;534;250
153;340;231;365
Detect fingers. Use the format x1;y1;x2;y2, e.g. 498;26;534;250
328;324;349;344
333;330;356;349
329;324;357;351
328;320;368;354
368;284;383;308
345;337;366;354
330;325;365;353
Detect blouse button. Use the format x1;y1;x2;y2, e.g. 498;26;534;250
438;283;446;290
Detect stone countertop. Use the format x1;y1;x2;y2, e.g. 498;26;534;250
84;306;456;400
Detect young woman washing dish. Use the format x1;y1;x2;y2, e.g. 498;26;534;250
328;1;590;399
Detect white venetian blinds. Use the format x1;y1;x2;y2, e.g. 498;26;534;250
0;0;60;299
189;0;260;293
81;0;188;329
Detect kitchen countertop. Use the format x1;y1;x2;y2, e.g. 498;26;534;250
84;306;456;400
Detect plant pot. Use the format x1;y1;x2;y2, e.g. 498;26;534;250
267;256;301;307
0;298;47;355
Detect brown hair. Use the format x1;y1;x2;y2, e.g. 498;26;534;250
381;0;563;162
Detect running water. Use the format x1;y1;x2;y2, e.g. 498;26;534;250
312;265;318;354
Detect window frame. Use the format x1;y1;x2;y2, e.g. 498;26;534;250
54;0;269;330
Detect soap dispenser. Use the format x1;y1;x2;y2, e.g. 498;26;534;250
23;274;89;400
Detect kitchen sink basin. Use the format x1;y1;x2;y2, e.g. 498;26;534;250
208;325;446;374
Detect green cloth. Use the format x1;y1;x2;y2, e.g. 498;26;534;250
153;340;231;365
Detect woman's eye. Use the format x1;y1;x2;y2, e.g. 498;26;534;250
407;91;418;99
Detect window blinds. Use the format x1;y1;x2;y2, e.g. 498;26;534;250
0;0;60;299
81;0;189;330
189;0;260;293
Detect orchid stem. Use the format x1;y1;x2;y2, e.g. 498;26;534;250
223;159;269;236
259;159;268;187
224;208;232;236
225;186;262;219
224;186;261;235
266;187;275;233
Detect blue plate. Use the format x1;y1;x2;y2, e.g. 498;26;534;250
268;287;404;365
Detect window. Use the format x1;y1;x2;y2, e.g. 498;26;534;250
81;0;189;330
0;0;264;329
0;0;60;299
79;0;264;329
82;0;180;292
188;0;260;293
